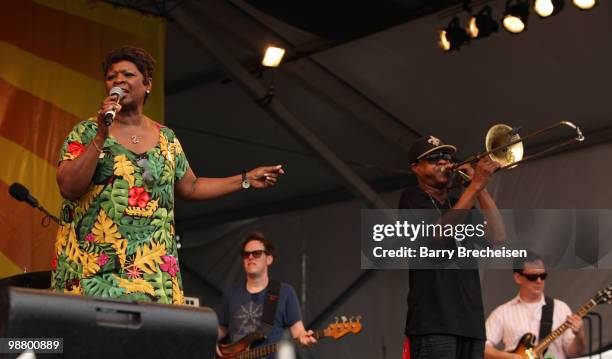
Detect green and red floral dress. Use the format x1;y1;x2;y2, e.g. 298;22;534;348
51;119;189;305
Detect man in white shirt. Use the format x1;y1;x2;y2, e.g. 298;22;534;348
485;255;586;359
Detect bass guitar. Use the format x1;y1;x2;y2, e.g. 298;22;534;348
218;315;363;359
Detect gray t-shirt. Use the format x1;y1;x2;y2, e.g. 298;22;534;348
218;281;302;347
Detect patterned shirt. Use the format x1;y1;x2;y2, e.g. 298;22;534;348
51;119;189;304
485;295;575;359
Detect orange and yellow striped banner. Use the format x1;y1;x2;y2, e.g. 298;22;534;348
0;0;165;279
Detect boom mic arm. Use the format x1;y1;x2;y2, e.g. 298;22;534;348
8;183;59;226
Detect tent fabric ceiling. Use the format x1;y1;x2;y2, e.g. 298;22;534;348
243;0;465;42
163;0;428;222
312;0;612;157
158;0;612;223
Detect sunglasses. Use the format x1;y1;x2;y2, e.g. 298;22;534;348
422;152;453;163
136;156;155;187
241;250;268;259
519;272;548;281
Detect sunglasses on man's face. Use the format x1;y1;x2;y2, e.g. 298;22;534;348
422;152;453;164
520;272;548;281
241;249;268;259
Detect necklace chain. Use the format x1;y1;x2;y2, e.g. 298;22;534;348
130;135;140;144
428;193;452;214
428;193;463;247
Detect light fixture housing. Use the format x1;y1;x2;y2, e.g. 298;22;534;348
466;6;499;39
573;0;597;10
534;0;564;18
262;46;286;68
502;0;530;34
438;17;469;52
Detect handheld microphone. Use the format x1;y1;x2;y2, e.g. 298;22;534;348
103;87;125;126
9;182;39;208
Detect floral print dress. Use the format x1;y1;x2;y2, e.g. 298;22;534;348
51;119;189;305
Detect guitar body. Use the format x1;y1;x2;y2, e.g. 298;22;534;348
218;332;266;357
216;315;364;359
503;284;612;359
510;333;541;359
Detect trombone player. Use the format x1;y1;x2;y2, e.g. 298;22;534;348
399;135;506;359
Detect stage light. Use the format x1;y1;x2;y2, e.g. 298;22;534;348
466;6;499;39
258;46;285;106
438;17;469;52
502;0;530;34
534;0;564;18
573;0;597;10
262;46;285;68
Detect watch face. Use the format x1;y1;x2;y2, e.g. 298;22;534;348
242;180;251;189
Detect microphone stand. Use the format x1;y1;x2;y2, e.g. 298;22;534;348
8;183;60;226
37;205;60;227
24;201;59;227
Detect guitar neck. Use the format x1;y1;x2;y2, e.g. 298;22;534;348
229;329;327;359
532;299;596;354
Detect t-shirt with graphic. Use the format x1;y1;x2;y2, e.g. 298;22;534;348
218;281;302;355
51;118;189;304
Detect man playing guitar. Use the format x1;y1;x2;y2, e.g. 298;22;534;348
216;231;316;358
485;254;586;359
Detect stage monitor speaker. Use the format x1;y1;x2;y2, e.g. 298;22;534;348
0;287;218;359
0;271;50;290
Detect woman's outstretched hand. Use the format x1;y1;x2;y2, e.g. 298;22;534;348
247;165;285;188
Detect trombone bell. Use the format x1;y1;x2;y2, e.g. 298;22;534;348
451;121;583;183
485;124;524;168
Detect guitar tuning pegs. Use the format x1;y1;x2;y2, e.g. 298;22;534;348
334;317;339;324
349;316;354;323
341;316;348;323
356;315;362;322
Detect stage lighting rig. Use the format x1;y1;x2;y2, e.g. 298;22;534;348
573;0;597;10
502;0;530;34
258;46;286;106
534;0;564;18
438;17;469;52
466;5;499;39
262;46;286;68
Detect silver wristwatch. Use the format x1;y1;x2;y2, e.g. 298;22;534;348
241;171;250;189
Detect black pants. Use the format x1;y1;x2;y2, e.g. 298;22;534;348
408;334;484;359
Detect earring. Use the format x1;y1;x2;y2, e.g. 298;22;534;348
146;90;150;94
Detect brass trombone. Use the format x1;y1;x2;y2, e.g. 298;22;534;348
448;121;585;181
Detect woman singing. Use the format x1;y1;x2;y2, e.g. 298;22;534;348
52;46;284;304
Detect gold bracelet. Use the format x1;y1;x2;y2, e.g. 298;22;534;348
92;140;103;153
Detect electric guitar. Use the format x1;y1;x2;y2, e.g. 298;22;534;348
218;315;363;359
510;283;612;359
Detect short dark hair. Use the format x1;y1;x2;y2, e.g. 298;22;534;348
241;231;275;255
513;252;544;273
102;46;155;101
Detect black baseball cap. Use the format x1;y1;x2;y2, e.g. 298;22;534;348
408;136;457;163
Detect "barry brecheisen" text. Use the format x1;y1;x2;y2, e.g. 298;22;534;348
372;246;527;259
372;221;486;242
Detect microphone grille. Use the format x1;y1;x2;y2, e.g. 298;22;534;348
9;182;29;202
109;87;124;98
